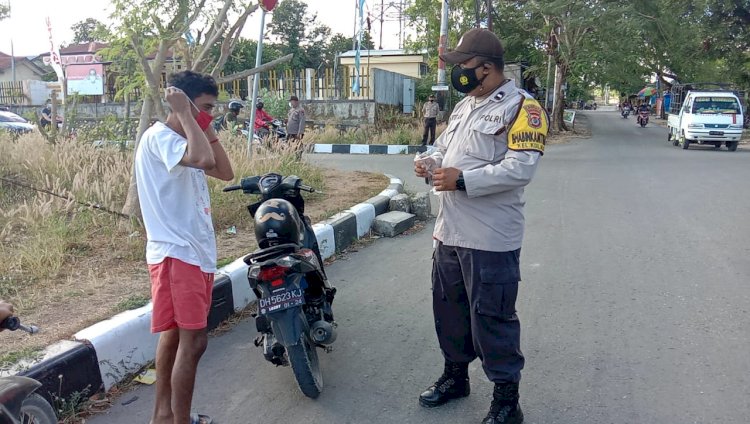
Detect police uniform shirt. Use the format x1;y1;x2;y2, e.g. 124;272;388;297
423;101;440;119
432;79;549;252
287;106;305;135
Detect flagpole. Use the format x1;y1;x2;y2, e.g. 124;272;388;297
8;1;16;83
11;38;16;83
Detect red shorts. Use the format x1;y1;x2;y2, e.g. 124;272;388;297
148;257;214;333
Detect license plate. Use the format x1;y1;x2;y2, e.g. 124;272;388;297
258;286;305;315
709;131;724;136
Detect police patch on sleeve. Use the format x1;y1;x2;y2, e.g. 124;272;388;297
507;99;549;154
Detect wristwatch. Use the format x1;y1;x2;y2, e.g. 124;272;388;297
456;172;466;191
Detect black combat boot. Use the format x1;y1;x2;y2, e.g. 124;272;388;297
481;383;524;424
418;361;470;408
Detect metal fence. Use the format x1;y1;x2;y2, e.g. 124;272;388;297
1;66;403;105
0;81;25;104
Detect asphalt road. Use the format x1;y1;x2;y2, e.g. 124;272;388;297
91;111;750;424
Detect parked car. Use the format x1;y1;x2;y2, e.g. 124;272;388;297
0;111;35;136
667;84;745;151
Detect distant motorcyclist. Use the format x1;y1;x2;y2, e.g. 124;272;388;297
636;102;650;126
223;100;244;134
254;101;274;138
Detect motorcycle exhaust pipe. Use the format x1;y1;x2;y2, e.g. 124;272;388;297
310;320;337;345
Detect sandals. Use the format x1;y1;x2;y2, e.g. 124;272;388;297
190;413;213;424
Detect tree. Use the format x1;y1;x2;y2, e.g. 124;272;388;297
0;3;9;21
700;0;750;89
322;33;373;68
213;38;286;75
268;0;332;69
71;18;110;43
108;0;292;217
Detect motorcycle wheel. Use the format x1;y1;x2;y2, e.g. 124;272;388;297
19;394;57;424
288;332;323;398
640;120;647;128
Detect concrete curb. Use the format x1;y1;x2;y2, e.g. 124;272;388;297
313;144;426;155
13;173;405;400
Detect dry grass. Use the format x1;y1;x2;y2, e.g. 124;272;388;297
0;129;386;367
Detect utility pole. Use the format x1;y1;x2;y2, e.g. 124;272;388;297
379;0;384;49
437;0;449;87
8;2;15;83
398;0;404;49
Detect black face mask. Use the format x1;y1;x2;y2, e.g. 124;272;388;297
451;63;487;94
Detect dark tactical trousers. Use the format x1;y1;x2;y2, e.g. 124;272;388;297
422;117;437;145
432;242;525;383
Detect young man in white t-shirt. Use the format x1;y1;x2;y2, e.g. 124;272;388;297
135;71;233;424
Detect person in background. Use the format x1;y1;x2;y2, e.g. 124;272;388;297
223;100;244;135
287;95;306;158
40;100;53;129
254;100;275;138
287;95;305;141
422;94;440;146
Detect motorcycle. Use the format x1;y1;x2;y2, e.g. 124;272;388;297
223;173;337;399
0;317;57;424
637;110;649;127
241;119;288;143
621;108;631;118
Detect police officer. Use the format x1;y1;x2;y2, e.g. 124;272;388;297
422;94;439;146
415;28;548;424
287;95;305;141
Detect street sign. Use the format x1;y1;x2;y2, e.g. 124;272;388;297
431;85;450;91
260;0;278;11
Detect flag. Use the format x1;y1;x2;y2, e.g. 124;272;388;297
45;17;64;81
352;0;366;94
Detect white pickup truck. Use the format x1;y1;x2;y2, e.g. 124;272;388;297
667;90;745;151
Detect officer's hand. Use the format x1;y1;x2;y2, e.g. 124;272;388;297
0;300;14;331
433;167;460;191
415;162;428;178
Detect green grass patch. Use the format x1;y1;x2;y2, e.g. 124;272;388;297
114;294;151;313
216;257;234;268
0;346;45;370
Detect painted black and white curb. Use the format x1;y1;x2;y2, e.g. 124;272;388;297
8;175;404;405
313;144;427;155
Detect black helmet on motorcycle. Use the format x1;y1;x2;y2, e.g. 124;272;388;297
228;100;244;112
256;101;264;110
254;199;302;248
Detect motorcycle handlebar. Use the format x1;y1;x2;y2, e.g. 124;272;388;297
0;316;19;331
224;175;317;195
1;316;39;334
222;185;242;192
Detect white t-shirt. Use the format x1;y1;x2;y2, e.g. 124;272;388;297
135;122;217;273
